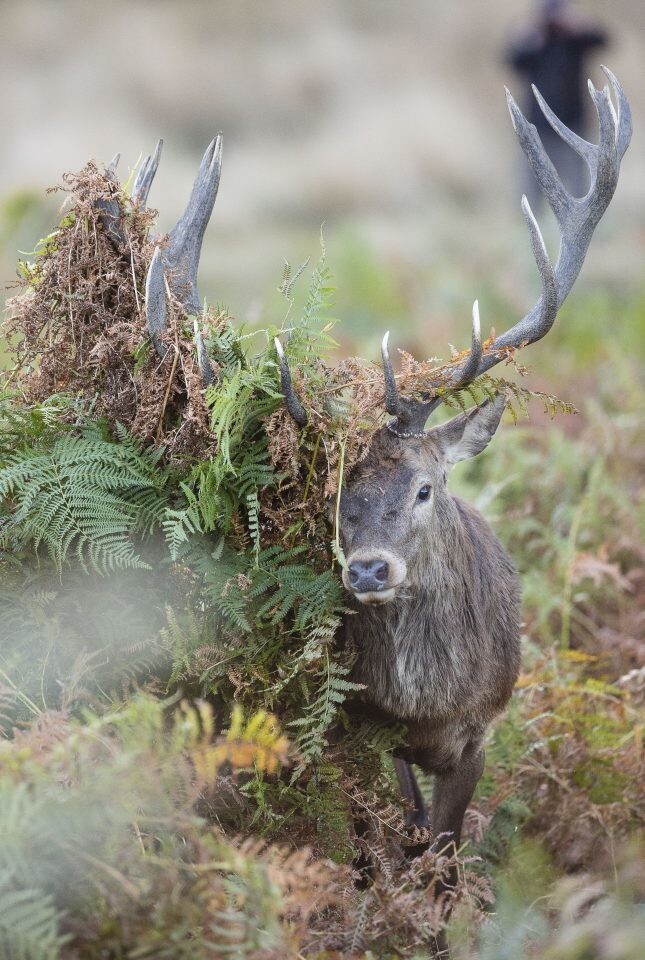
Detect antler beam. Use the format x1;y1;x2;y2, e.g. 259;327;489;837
96;153;128;252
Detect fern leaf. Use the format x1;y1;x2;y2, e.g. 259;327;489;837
0;430;168;574
0;885;67;960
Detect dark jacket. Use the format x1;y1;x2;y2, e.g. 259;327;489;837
507;22;607;129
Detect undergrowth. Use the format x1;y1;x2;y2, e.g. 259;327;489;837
0;160;643;957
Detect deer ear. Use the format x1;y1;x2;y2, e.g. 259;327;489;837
430;394;506;468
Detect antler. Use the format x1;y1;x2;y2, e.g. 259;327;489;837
159;135;223;316
378;66;631;437
135;136;222;384
274;339;308;426
98;136;222;384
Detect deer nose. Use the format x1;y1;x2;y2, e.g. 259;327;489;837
348;559;390;593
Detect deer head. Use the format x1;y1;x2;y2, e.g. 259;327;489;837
335;395;506;603
276;68;631;604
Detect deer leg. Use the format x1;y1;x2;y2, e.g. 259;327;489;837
413;739;484;908
430;740;484;854
393;756;433;860
394;767;450;960
393;756;429;829
352;757;430;885
391;739;482;957
429;929;450;959
405;741;484;957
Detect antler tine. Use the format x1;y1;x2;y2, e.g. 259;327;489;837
380;331;442;438
381;331;402;416
476;195;557;354
601;65;632;161
505;88;572;229
274;338;308;427
145;247;168;358
586;80;619;204
132;139;163;208
193;316;217;387
163;134;223;314
445;300;483;390
531;86;596;172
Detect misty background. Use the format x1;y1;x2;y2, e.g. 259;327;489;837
1;0;643;372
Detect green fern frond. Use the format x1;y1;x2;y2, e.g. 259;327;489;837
290;652;363;764
0;429;168;574
439;373;577;423
0;884;67;960
280;239;338;359
207;366;280;473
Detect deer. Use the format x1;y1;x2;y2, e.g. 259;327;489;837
273;65;631;928
111;67;629;958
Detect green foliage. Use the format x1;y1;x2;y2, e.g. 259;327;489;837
0;249;368;869
451;388;642;651
0;565;174;718
0;886;67;960
472;797;533;868
289;652;359;764
0;423;169;573
450;839;645;960
0;697;331;960
0;392;82;459
446;371;577;424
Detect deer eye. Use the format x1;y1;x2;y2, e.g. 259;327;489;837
417;485;431;502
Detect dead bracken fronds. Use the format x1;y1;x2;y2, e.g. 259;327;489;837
3;160;575;544
0;697;489;960
4;163;220;462
261;342;574;544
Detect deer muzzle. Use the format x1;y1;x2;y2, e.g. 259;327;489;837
342;549;407;605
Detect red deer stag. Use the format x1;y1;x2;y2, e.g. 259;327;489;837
274;66;631;926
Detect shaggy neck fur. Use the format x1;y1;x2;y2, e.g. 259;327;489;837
345;490;520;730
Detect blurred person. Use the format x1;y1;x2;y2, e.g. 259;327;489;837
506;0;608;206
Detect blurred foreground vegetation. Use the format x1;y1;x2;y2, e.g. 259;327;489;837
0;164;643;958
